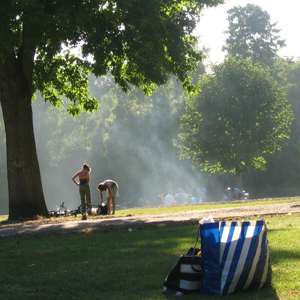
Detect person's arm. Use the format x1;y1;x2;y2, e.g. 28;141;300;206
99;190;103;203
72;172;80;186
86;172;90;185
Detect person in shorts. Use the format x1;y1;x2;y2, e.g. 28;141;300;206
97;180;119;215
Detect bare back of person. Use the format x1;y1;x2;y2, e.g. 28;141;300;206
78;169;89;180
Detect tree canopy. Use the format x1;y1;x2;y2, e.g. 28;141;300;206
1;0;223;104
178;57;294;186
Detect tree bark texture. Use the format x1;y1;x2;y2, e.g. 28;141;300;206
0;54;48;219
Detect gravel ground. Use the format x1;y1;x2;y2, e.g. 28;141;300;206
1;199;300;237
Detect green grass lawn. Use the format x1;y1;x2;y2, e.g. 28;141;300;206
115;198;300;216
1;197;299;223
0;211;299;299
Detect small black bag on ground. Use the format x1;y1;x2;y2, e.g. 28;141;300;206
162;247;202;295
98;204;108;215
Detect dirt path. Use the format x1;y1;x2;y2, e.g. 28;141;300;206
1;200;300;237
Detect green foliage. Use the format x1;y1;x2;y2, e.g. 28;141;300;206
1;0;224;106
245;58;300;192
32;77;115;170
280;60;300;157
29;64;207;208
178;57;294;176
34;52;99;116
103;75;191;198
223;4;286;68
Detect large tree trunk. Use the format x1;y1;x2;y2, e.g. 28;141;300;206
0;54;48;220
235;172;243;192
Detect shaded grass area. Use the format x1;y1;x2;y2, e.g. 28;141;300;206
0;214;299;299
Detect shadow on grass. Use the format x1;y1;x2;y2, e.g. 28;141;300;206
0;219;285;300
177;285;279;300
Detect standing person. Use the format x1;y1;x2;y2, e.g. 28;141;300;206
97;180;119;215
72;163;92;220
175;188;186;205
164;192;176;206
230;187;244;200
196;184;207;203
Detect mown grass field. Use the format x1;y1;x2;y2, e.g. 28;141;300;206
0;200;299;299
1;197;299;224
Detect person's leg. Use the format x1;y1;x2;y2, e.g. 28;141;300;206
112;197;116;214
85;186;92;215
110;184;118;215
86;186;91;204
107;198;111;214
79;186;86;207
79;186;87;219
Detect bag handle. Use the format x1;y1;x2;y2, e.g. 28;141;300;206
191;226;202;272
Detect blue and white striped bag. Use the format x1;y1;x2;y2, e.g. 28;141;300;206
200;220;272;295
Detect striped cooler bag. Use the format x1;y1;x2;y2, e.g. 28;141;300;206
200;219;272;295
162;246;202;295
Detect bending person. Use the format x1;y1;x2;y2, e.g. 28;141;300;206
97;179;119;215
72;163;92;220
